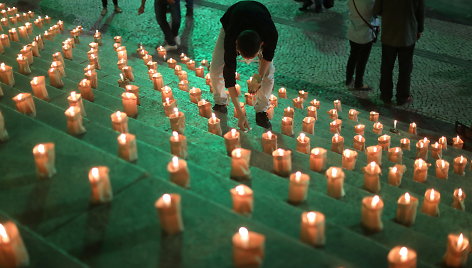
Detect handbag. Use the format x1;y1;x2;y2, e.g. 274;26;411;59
352;0;380;42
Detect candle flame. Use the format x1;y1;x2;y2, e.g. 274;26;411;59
234;148;242;158
459;155;465;163
394;120;397;129
313;148;320;155
299;133;306;141
172;131;179;140
235;185;246;195
401;138;408;144
369;161;377;172
116;111;122;120
391;166;398;173
0;63;6;70
211;113;216;120
440;160;446;169
458;188;463;197
91;167;100;181
331;167;338;177
70;91;77;100
38;144;45;154
0;224;10;243
404;193;410;203
429;189;435;201
371;195;380;207
173;108;179;116
239;227;249;242
458;233;464;249
118;133;127;144
172;156;179;169
307;212;316;224
399;247;408;262
277;148;284;156
395;147;400;153
344;150;351;157
165;97;170;105
295;171;301;182
162;194;171;206
231;129;237;138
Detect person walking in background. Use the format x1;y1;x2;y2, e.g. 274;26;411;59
101;0;122;16
210;1;278;130
138;0;181;51
345;0;376;90
374;0;424;105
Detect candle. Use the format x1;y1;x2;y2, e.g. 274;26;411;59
224;129;241;155
186;88;201;104
62;44;72;59
327;109;338;120
261;131;277;154
116;46;127;62
298;90;308;99
169;108;185;134
388;147;403;163
353;135;366;151
342;149;358;170
329;119;342;134
77;78;93;101
205;73;211;86
0;222;30;268
232;227;265;268
408;122;417;135
155;194;184;234
278;87;287;98
52;52;64;66
438;136;447;150
30;76;48;100
288;171;310;203
0;111;8;142
117;133;138;162
354;124;365;136
245;93;256;106
167;58;177;69
121;92;138;118
266;105;275;120
51;60;65;77
16;54;31;75
32;143;56;178
117;59;127;70
272;148;292;177
230;185;253;214
88;166;113;204
293;97;304;109
67;91;86;116
450;188;467;212
161;86;174;102
310;148;327;172
361;195;384;232
302;116;315;134
413;159;428;182
178;70;188;81
149;73;163;92
300;211;325;247
435;159;449;179
387;246;417;268
177;80;189;92
114;36;122;43
247;75;261;93
167;156;190;188
8;28;19;42
124;85;140;105
195;66;204;77
331;133;344;154
163;97;177;117
369;111;379;122
110;111;128;133
444;233;470;267
283;107;294;118
18;26;28;39
325;167;345;199
366;145;382;165
400;138;411;151
452;135;464;149
363;162;381;193
85;69;97;89
231;148;251;180
65;106;86;135
169;131;188;159
421;188;440;217
348;109;359;121
373;122;383;135
378;134;391;151
197;99;212;118
186;60;195;71
156;46;166;58
296;133;310;154
20;46;33;65
281;116;294;136
269;94;278;107
122;66;134;82
395;192;418;226
453;155;467;175
12;93;35;116
207;113;222;136
31;41;40;57
415;140;428;160
307;106;317;119
48;67;63;88
200;59;209;67
0;63;14;86
333;99;342;112
0;34;10;48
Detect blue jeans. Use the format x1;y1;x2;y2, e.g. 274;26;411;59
155;0;181;45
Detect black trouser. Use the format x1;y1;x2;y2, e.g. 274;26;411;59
101;0;118;8
346;40;373;88
380;44;415;101
155;0;181;45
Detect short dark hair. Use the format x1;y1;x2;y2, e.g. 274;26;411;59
236;30;262;59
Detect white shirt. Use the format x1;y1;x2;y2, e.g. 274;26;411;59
347;0;376;44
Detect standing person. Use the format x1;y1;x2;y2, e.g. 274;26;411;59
210;1;278;130
374;0;424;105
101;0;122;16
345;0;376;90
138;0;181;51
185;0;193;16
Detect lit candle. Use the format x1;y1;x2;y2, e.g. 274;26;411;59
77;78;93;101
261;131;277;154
310;148;327;172
84;69;97;88
121;66;134;82
155;193;183;234
205;73;211;86
30;76;48;100
369;111;379;122
388;147;403;163
231;148;251;180
395;192;418;226
329;119;342;134
30;41;40;57
231;185;253;214
8;28;19;42
245;93;256;106
283;106;294;118
293;97;304;109
452;135;464;149
325;167;345;199
161;86;174;102
0;63;14;86
12;93;35;116
388;165;406;186
187;87;201;104
302;116;315;134
327;109;338;120
156;46;166;58
114;36;122;43
195;66;204;78
197;99;212;118
186;60;196;71
435;159;449;179
208;113;222;136
0;111;8;142
421;188;440;217
288;171;310;203
32;143;56;178
269;94;278;107
110;111;128;133
354;124;365;136
247;75;261;93
306;105;317;119
353;135;366;151
400;138;411;151
453;155;467;175
167;156;190;188
452;188;466;211
444;233;470;267
117;133;138;162
178;70;188;81
149;73;163;92
281;116;294;136
0;222;30;268
51;60;64;77
62;44;72;59
413;158;429;182
116;46;127;62
121;92;138;118
333;99;342;112
18;26;28;39
88;166;113;204
348;109;359;121
272;148;292;177
295;133;310;154
169;108;185;134
438;136;447;150
67;91;86;116
47;67;63;88
169;131;188;159
331;133;344;154
373;122;383;135
415;140;428;160
409;122;417;135
266;105;275;120
366;145;382;165
16;54;31;75
278;87;287;98
163;97;177;117
363;162;382;193
300;211;325;247
232;227;265;268
361;195;384;232
0;34;10;48
93;30;102;45
342;149;358;170
378;134;391;151
64;106;86;135
387;246;416;268
117;59;127;70
298;90;308;99
224;129;241;155
167;58;177;69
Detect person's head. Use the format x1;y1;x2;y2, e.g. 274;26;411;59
236;30;262;59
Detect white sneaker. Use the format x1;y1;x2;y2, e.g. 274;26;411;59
164;43;178;51
174;36;181;46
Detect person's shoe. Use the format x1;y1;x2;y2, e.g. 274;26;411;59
353;84;372;91
100;8;107;16
345;79;353;89
256;112;272;130
164;43;178;51
396;95;413;106
380;96;393;105
213;104;227;114
186;8;193;17
114;6;122;13
174;36;181;46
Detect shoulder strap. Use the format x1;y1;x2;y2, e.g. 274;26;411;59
352;0;375;30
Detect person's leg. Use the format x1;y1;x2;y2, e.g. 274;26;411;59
396;44;415;101
379;44;397;102
346;40;360;86
210;29;228;106
354;41;373;88
169;0;181;39
314;0;322;12
112;0;117;6
112;0;122;12
101;0;108;8
154;0;176;45
254;61;275;113
185;0;193;16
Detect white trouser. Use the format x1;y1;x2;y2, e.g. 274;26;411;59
210;28;275;113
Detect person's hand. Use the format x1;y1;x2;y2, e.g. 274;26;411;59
238;115;250;132
248;73;262;94
138;5;145;15
417;32;422;40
